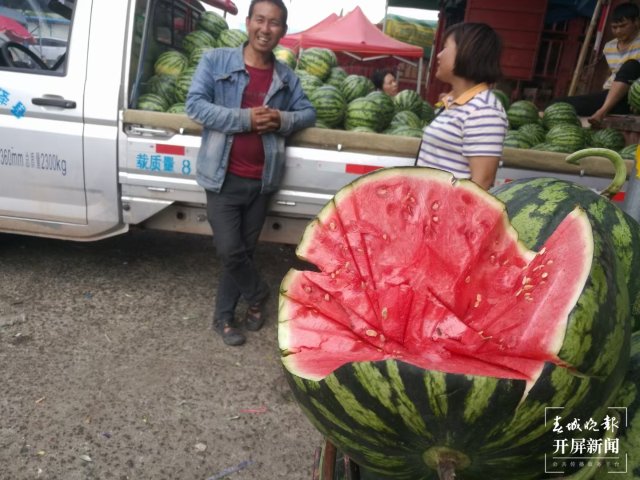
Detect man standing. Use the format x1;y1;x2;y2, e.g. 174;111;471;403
186;0;316;346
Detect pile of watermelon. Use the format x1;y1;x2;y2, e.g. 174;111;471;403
278;158;640;479
135;18;434;140
136;10;248;114
292;47;434;137
503;100;637;160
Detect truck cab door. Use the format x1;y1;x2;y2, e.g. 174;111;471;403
0;0;89;227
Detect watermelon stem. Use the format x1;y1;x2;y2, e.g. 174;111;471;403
565;148;627;199
436;458;457;480
423;447;470;479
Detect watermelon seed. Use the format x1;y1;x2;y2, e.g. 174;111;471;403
432;216;439;223
523;285;534;291
382;233;388;240
515;288;522;297
522;276;530;285
546;259;554;265
365;329;377;337
540;247;547;255
323;294;330;301
304;286;312;293
329;221;337;230
478;330;492;340
489;254;496;264
524;293;533;302
376;187;388;196
474;294;482;307
431;201;440;210
541;272;549;279
464;276;471;284
381;307;388;319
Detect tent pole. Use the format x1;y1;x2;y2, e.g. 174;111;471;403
568;0;604;96
383;2;389;33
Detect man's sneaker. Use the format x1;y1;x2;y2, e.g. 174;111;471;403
213;321;246;346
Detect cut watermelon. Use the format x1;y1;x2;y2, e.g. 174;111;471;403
279;168;593;382
279;167;630;479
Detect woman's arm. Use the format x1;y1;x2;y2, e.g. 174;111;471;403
468;156;500;190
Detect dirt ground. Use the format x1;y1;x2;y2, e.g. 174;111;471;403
0;230;322;480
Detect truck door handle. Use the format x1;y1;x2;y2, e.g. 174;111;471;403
32;97;77;109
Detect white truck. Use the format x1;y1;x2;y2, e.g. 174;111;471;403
0;0;631;245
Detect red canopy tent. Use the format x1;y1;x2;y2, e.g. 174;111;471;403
279;13;339;51
296;7;425;92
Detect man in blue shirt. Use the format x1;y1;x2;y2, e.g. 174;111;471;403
186;0;316;346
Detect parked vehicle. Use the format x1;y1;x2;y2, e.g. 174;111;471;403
0;0;628;245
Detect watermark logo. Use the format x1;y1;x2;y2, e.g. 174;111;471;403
544;407;628;475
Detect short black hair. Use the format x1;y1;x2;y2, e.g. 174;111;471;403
248;0;288;27
612;2;640;23
371;69;395;90
444;22;502;84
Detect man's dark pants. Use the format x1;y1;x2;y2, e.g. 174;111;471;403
206;173;270;326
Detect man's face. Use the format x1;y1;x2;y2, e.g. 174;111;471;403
245;1;287;55
611;18;639;43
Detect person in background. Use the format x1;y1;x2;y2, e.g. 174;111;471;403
371;68;399;97
416;22;507;190
555;2;640;126
186;0;316;346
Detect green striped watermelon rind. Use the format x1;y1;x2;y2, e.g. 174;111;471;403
393;89;423;118
217;29;248;48
507;100;540;130
197;10;228;39
628;79;640;114
154;50;188;77
309;85;347;129
298;47;337;82
591;128;626;152
545;124;585;151
341;75;375;104
136;93;169;112
542;102;580;130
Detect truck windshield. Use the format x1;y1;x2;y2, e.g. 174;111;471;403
0;0;73;73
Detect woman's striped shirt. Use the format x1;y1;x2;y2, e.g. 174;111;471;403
416;88;508;179
603;33;640;89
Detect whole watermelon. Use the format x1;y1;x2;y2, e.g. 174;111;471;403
154;50;188;77
503;130;531;149
542;102;580;129
341;75;375;104
518;123;546;146
309;85;346;129
628;79;640;113
297;47;337;82
393;89;423;117
619;143;638;160
274;45;297;70
507;100;540;129
591;128;626;151
545;123;585;152
197;10;228;39
280;167;631;479
365;91;395;131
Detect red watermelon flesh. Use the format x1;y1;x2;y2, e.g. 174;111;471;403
279;168;593;382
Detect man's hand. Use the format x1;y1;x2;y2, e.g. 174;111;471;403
250;106;281;133
588;108;606;127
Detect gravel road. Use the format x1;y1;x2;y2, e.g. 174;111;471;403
0;230;322;480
